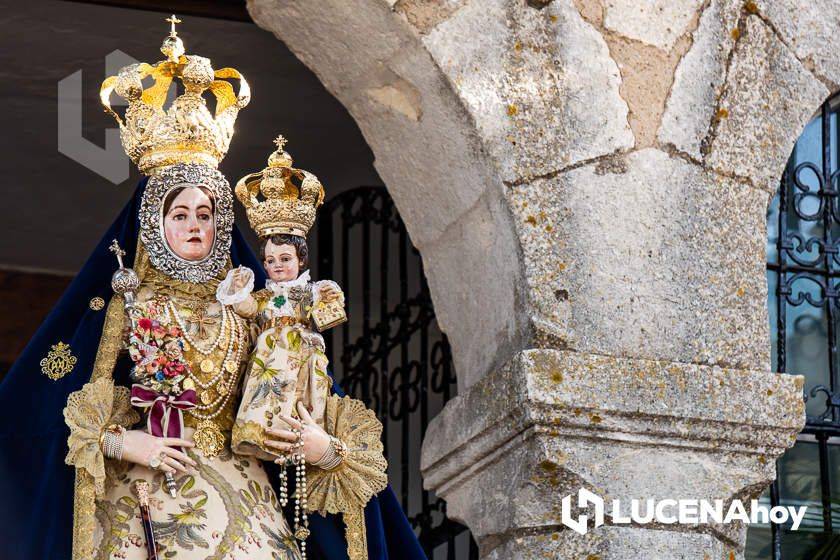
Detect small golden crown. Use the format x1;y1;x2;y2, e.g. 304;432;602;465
235;136;325;238
100;15;250;175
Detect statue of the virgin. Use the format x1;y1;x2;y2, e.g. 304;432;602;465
0;16;426;560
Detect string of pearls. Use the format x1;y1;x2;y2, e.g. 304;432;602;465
166;300;246;421
167;299;228;356
279;431;309;558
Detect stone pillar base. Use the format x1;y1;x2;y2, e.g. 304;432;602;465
421;349;804;559
484;527;736;560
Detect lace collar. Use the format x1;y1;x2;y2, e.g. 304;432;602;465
266;269;311;294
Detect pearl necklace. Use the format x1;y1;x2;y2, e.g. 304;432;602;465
188;310;247;421
167;299;227;356
165;298;246;421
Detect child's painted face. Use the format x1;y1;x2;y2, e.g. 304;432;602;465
263;241;300;282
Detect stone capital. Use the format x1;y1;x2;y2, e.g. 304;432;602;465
421;349;805;558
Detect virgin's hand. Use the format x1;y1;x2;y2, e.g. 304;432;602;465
265;401;330;464
120;429;197;475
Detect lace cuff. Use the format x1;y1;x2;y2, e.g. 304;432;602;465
306;394;387;560
311;280;344;306
63;377;139;496
216;266;255;305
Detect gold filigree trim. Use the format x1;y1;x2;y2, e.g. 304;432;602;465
306;394;388;560
91;295;127;382
73;241;146;559
40;341;77;380
64;377;139;496
344;509;367;560
73;469;96;560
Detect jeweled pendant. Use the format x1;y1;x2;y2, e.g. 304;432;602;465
294;526;310;540
193;420;224;457
224;360;238;373
200;358;215;373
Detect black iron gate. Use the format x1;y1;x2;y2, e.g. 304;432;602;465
314;186;479;559
760;92;840;559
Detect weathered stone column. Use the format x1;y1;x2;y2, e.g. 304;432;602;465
247;0;832;557
421;350;803;558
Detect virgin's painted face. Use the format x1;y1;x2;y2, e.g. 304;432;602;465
263;241;300;282
163;187;216;261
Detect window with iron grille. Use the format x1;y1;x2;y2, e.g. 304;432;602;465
748;93;840;559
313;186;479;559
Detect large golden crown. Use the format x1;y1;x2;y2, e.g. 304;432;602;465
235;136;325;238
100;15;250;175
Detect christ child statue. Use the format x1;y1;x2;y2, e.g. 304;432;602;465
219;233;344;459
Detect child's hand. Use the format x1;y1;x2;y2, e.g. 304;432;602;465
232;267;250;291
319;285;340;303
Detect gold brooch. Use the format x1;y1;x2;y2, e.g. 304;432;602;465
40;341;77;381
89;297;105;311
194;419;225;457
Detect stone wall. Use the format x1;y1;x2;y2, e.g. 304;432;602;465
248;0;828;557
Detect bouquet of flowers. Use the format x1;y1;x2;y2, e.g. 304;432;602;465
126;305;197;445
127;314;193;396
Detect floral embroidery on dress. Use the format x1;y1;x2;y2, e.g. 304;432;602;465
92;288;301;560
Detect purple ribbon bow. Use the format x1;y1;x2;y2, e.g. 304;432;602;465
130;384;196;448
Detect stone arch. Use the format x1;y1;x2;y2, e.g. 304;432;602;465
246;0;640;388
247;0;529;389
243;2;833;557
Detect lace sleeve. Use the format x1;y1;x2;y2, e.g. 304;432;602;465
216;266;255;305
306;394;387;560
63;377;140;496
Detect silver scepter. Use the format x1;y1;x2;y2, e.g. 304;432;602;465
108;239;140;312
109;240;177;498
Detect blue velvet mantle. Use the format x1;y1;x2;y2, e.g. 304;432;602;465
0;179;426;560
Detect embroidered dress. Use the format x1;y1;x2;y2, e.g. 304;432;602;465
217;269;338;460
91;280;301;560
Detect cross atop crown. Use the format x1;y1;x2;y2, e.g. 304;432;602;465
273;135;288;151
166;14;182;36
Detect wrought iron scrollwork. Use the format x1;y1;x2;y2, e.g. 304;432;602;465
804;384;840;426
317;186;477;559
765;95;840;559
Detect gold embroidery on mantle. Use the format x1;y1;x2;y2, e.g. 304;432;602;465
91;295;125;382
344;509;367;560
73;292;133;559
40;342;77;381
